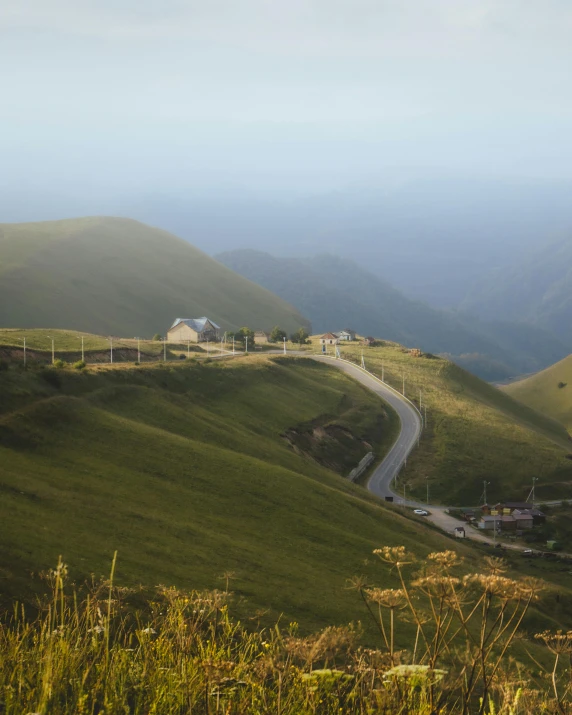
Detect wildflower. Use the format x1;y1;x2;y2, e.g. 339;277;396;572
141;627;156;634
427;551;463;569
365;588;406;609
412;575;461;598
384;664;447;684
535;630;572;654
373;546;415;566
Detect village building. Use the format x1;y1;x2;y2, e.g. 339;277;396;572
319;332;339;346
336;329;356;341
362;336;376;346
490;502;533;516
167;317;220;343
254;330;270;344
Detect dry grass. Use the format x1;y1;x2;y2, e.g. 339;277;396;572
0;551;569;714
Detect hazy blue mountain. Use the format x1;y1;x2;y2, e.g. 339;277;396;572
217;249;569;381
462;237;572;345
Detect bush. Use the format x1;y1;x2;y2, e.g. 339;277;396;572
73;360;86;370
558;381;567;389
152;333;162;341
53;359;66;369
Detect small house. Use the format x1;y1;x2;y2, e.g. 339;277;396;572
410;348;422;358
454;526;466;538
362;337;376;346
319;333;339;346
337;329;356;341
512;512;534;530
254;331;270;344
167;317;220;343
479;515;502;531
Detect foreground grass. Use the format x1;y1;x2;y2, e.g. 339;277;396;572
0;354;452;630
322;342;572;505
1;549;570;714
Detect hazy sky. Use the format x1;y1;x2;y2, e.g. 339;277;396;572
2;1;572;198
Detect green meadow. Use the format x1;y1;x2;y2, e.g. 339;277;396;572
0;353;464;631
328;342;572;505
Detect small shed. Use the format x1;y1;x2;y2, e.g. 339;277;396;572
454;526;466;539
254;331;270;344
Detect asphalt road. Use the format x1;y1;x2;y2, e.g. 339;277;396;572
311;356;422;500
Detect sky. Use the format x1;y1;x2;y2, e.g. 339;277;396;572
2;1;572;199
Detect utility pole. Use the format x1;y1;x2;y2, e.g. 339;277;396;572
426;477;429;505
23;337;26;368
283;337;286;354
402;372;405;396
233;336;235;355
483;480;490;506
245;336;248;353
138;338;141;363
110;337;114;364
381;360;384;382
221;338;224;355
207;339;209;355
361;350;365;369
81;336;84;362
163;337;167;361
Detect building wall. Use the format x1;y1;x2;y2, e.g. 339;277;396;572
254;333;269;344
167;323;200;343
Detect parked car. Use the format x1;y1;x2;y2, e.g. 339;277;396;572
413;509;429;516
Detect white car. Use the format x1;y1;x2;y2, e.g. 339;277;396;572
413;509;429;516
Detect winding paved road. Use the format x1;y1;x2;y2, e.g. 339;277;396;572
311;356;421;500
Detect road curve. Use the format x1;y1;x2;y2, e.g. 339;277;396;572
311;356;421;500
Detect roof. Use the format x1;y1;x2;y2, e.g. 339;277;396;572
481;515;502;522
513;513;534;521
170;317;221;332
496;502;533;509
320;333;339;339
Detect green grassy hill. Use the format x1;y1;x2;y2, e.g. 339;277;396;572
325;342;572;505
0;217;310;337
217;249;568;381
1;353;469;630
503;354;572;431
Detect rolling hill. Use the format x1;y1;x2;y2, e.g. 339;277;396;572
217;249;569;381
0;217;310;337
3;343;572;635
323;341;572;506
461;236;572;345
503;354;572;432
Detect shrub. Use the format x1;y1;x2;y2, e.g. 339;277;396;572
558;381;567;389
73;360;86;370
53;359;66;369
152;333;162;341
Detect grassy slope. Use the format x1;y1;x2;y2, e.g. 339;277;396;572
0;217;310;337
324;342;572;505
503;354;572;431
0;355;463;631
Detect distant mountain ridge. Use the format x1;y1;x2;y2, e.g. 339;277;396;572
217;249;569;381
0;217;310;337
462;236;572;344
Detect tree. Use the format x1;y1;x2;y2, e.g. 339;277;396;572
152;333;162;341
290;327;309;345
270;326;287;343
235;327;255;343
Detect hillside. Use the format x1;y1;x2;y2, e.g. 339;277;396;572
503;354;572;431
0;354;465;630
0;217;310;337
461;236;572;345
323;342;572;505
217;249;568;381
